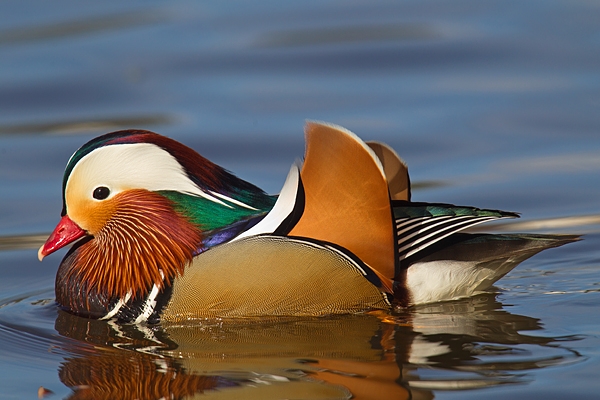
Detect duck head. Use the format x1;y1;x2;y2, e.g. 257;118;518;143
39;130;275;307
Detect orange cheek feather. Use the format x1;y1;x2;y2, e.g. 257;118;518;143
62;189;203;300
67;196;118;236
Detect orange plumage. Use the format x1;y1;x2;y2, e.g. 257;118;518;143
65;190;202;300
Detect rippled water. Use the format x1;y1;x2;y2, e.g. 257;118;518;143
1;1;599;399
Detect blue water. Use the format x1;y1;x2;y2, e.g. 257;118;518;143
1;1;599;398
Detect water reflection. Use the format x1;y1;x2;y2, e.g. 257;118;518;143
48;293;582;400
399;297;583;390
58;352;228;400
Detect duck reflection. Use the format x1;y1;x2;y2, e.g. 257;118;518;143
393;296;582;391
58;353;230;400
54;293;582;400
54;314;238;399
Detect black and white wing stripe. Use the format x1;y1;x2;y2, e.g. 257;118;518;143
393;202;519;262
396;215;510;260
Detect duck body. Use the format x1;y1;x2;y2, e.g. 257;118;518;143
40;122;575;323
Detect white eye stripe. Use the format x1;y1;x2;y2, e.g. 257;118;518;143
67;143;227;206
69;143;196;193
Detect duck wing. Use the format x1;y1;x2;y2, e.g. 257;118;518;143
393;202;519;269
402;233;579;305
366;141;411;201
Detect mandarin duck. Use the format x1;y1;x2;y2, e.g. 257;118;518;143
38;122;574;323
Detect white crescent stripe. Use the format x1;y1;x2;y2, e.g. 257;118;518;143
133;283;160;324
100;291;132;320
231;163;300;241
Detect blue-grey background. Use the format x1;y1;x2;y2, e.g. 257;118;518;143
0;1;599;399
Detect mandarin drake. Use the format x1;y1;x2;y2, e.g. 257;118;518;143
38;122;575;323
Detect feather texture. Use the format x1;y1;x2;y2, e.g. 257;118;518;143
164;235;390;319
62;130;273;216
367;141;411;201
392;202;519;270
289;122;396;289
58;190;201;304
404;233;579;305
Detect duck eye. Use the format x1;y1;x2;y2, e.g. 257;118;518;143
93;186;110;200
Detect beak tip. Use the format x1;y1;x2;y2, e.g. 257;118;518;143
37;245;46;262
38;215;87;262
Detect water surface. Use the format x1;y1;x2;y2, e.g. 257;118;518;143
1;1;599;399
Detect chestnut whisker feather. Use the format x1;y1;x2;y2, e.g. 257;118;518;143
66;190;202;300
